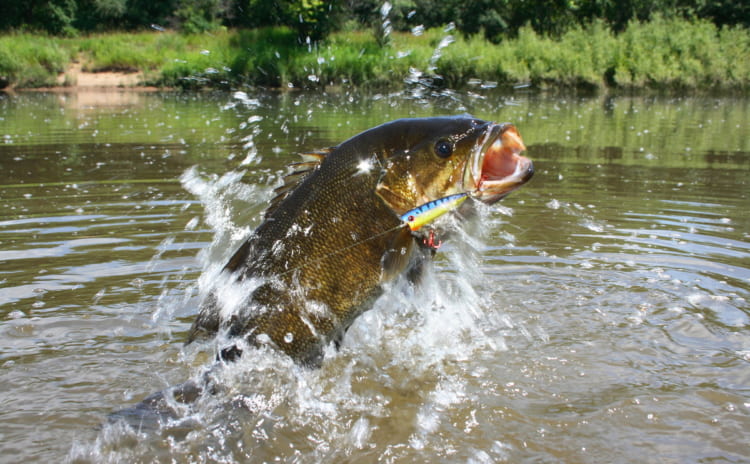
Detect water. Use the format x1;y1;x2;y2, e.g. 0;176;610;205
0;89;748;463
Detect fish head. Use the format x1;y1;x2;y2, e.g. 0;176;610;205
375;116;533;216
464;120;534;204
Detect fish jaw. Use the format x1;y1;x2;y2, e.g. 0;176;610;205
465;123;534;204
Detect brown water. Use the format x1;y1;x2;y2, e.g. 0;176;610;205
0;89;748;463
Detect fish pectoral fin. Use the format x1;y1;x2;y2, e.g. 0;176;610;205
381;226;416;282
406;245;436;286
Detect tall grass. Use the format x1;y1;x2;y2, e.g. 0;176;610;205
612;16;750;88
1;18;748;90
0;33;71;87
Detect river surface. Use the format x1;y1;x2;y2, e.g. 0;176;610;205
0;89;748;463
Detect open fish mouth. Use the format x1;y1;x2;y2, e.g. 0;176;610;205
465;122;534;204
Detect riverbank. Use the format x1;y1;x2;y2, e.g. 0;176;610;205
1;17;748;91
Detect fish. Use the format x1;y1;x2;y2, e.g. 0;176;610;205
109;116;533;426
186;115;534;367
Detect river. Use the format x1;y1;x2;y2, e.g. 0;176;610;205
0;89;748;463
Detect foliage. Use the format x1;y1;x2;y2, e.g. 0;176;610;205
240;0;342;42
74;0;128;31
0;33;72;87
1;18;748;91
0;0;748;40
174;0;227;33
611;15;749;87
0;0;80;36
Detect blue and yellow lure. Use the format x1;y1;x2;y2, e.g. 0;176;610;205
400;193;469;232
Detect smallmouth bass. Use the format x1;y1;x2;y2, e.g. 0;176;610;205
188;116;534;366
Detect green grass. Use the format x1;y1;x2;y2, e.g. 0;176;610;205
611;16;750;88
1;18;748;90
0;33;72;87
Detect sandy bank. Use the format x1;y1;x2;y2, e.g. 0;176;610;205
57;62;145;88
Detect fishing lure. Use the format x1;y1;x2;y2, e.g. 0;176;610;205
400;193;469;231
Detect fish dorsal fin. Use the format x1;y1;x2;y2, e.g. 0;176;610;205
264;148;333;218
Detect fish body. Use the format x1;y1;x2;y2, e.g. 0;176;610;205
188;116;533;366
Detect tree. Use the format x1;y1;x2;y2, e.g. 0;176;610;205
175;0;230;33
0;0;78;35
243;0;340;42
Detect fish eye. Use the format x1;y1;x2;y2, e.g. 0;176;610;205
434;139;453;158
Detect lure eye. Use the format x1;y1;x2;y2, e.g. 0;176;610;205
434;139;453;158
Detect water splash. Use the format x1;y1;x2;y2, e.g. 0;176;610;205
399;22;484;111
146;91;276;332
376;2;393;47
72;193;516;462
427;32;455;75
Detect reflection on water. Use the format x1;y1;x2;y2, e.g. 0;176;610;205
0;90;748;463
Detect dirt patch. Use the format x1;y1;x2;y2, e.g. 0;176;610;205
57;62;145;88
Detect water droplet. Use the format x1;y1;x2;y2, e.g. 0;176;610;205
284;332;294;343
380;2;392;16
93;288;106;304
185;217;199;230
8;310;25;320
546;199;561;210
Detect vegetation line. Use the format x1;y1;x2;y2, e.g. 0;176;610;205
1;17;748;91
